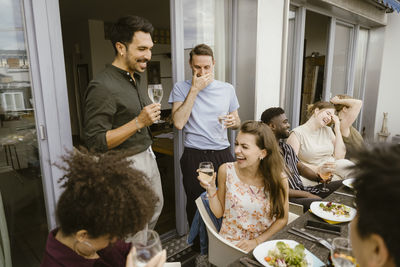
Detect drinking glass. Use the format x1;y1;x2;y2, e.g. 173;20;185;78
198;162;215;199
330;237;356;267
217;112;228;141
148;84;163;104
318;159;336;193
131;229;162;267
148;84;163;123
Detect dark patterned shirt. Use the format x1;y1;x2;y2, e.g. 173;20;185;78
279;140;320;194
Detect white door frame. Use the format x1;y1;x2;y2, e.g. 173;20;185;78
22;0;73;229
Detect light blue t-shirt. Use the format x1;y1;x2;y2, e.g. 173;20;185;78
169;79;240;150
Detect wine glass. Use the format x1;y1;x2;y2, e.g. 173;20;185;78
330;237;356;267
148;84;163;123
318;159;336;193
198;162;215;199
131;229;162;267
148;84;163;104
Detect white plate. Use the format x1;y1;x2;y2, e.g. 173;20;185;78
253;239;313;267
342;178;355;189
310;201;356;223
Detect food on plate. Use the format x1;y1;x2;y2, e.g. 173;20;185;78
319;202;350;217
264;241;308;267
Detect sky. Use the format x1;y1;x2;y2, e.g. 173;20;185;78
0;0;26;50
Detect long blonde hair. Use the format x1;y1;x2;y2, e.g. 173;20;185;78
239;121;286;219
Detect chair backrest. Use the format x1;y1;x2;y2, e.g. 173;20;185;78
289;202;304;216
0;191;11;267
195;197;247;267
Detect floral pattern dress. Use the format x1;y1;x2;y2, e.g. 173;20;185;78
219;162;276;244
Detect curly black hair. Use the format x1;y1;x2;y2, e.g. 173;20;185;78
260;107;285;125
55;148;157;239
352;144;400;266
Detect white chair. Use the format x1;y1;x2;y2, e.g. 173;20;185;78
288;202;303;224
195;197;247;267
0;191;11;267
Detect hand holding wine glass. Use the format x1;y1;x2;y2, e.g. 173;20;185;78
136;103;161;127
197;162;216;199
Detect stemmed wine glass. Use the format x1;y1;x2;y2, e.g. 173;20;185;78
131;229;162;267
148;84;163;123
198;162;215;200
318;159;336;193
330;237;356;267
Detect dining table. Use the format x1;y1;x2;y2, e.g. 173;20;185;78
228;184;356;267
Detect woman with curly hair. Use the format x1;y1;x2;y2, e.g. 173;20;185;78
41;150;166;267
199;121;289;252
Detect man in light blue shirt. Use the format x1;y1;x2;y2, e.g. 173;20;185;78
168;44;240;230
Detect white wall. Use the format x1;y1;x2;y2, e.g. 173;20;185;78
253;0;285;120
374;13;400;142
88;20;114;77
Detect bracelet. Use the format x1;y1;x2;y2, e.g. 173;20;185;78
208;190;218;199
135;118;141;133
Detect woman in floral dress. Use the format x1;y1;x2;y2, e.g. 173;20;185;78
199;121;289;252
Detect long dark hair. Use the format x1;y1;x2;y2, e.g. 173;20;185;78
240;121;287;219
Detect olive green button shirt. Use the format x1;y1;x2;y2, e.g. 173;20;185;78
84;64;152;154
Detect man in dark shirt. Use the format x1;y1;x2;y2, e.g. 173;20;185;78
84;15;163;229
261;107;341;211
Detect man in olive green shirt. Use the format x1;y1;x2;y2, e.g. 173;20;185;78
84;15;163;229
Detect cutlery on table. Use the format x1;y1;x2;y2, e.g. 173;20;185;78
333;191;355;198
291;227;333;250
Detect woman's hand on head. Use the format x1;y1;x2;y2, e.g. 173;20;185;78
331;114;340;126
330;96;341;104
236;239;258;252
126;247;166;267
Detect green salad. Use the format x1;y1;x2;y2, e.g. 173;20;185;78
264;241;308;267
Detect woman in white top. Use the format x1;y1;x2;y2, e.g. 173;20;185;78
287;101;353;179
199;121;289;252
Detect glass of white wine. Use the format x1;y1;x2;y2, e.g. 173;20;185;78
330;237;356;267
148;84;163;123
318;158;336;193
131;229;162;267
198;162;215;199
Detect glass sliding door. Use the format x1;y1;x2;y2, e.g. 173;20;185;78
0;0;47;266
330;22;354;97
183;0;231;82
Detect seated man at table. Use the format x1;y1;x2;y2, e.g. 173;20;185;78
261;107;342;212
350;144;400;267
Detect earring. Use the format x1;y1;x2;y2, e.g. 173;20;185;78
120;53;123;56
259;157;264;161
74;240;95;257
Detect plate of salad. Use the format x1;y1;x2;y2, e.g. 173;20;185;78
310;201;356;222
253;239;313;267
